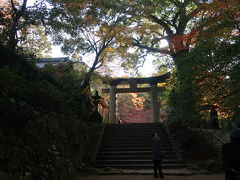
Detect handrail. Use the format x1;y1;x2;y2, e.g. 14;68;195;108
164;125;184;162
91;123;106;162
200;128;225;145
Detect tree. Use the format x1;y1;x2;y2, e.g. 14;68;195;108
40;0;206;122
164;0;240;125
102;0;205;62
94;0;239;124
19;25;52;57
0;0;49;50
47;0;131;89
184;17;240;126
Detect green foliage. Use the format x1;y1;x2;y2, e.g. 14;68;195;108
166;32;240;127
187;35;239;125
0;45;39;78
166;55;200;126
0;0;49;50
20;25;52;57
0;46;103;179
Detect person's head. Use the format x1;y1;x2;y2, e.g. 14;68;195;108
230;128;240;141
152;132;159;138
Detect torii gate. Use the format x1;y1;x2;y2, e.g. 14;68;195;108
102;73;170;123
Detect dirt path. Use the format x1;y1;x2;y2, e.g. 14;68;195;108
82;174;224;180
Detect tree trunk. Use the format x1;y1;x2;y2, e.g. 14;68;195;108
8;28;18;50
171;52;200;126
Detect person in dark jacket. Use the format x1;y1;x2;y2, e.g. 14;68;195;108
210;106;219;129
221;128;240;180
152;132;164;178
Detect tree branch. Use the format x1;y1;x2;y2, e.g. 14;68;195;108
186;7;204;22
133;39;171;54
10;0;17;14
172;12;180;29
224;0;240;32
20;0;28;13
148;15;174;36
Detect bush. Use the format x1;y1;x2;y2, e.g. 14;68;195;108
168;121;219;161
0;46;102;179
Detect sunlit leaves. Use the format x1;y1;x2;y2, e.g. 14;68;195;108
197;0;240;43
0;0;49;49
19;25;52;57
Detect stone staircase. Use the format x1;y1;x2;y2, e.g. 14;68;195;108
94;123;184;169
198;128;227;157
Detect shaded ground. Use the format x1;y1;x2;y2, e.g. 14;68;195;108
82;174;224;180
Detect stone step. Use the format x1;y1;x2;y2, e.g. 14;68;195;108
101;140;171;144
106;123;163;126
105;126;163;128
94;163;186;169
95;123;184;170
99;147;173;152
103;129;167;134
102;137;170;141
105;126;164;129
96;168;202;176
102;134;168;138
96;155;178;160
104;128;165;132
103;132;167;136
104;130;165;133
96;159;183;165
98;150;177;156
101;140;171;145
100;143;172;148
104;128;165;131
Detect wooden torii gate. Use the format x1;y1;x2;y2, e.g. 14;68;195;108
102;73;170;123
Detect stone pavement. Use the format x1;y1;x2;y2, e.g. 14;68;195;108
96;168;210;175
82;174;224;180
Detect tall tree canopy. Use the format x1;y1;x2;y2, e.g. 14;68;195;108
0;0;49;51
46;0;134;88
2;0;239;124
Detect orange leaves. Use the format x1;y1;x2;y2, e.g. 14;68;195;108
202;0;240;33
105;47;115;52
0;0;13;19
169;29;198;53
134;23;162;36
0;0;10;8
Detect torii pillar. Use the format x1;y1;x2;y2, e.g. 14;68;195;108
109;85;117;123
103;73;170;123
150;83;160;123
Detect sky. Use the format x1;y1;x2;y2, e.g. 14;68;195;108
25;0;167;77
50;45;156;77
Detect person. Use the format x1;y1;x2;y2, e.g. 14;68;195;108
221;128;240;180
152;132;164;178
210;106;219;129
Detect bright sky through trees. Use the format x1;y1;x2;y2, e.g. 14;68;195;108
25;0;170;77
50;45;156;77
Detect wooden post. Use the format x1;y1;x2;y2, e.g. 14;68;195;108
150;83;160;123
109;85;117;123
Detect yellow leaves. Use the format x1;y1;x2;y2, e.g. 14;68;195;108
105;47;115;52
135;23;162;35
101;26;109;33
157;82;167;87
116;36;132;46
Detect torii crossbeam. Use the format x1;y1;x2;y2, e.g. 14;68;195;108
102;73;170;123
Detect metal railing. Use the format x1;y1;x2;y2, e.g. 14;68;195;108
200;128;225;146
